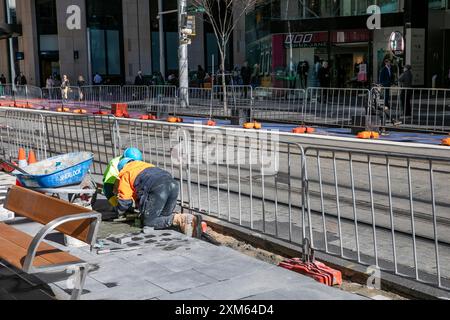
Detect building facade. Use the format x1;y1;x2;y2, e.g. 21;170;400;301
245;0;446;88
0;0;246;86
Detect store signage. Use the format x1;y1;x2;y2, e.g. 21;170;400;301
389;31;404;57
284;32;328;49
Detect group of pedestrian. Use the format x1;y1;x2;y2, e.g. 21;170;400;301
379;58;413;119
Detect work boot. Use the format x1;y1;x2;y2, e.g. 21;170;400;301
173;213;202;238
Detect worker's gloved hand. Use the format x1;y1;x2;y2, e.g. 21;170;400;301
108;196;119;208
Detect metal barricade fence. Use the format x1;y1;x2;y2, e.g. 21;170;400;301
177;87;215;117
0;85;15;104
42;87;62;109
369;87;450;133
121;86;149;110
12;85;29;106
115;120;308;242
146;85;178;115
302;146;450;290
25;85;43;107
0;109;47;161
2;107;450;292
43;113;118;175
253;87;305;122
80;85;122;111
305;88;371;128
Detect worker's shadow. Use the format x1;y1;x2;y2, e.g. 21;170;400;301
92;199;118;221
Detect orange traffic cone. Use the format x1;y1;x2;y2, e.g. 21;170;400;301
18;148;27;168
28;150;37;165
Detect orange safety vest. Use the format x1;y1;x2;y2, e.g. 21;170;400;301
118;161;155;202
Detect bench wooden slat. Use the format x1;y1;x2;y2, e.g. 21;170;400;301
0;223;82;269
4;186;94;244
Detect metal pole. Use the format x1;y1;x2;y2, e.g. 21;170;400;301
179;0;189;107
158;0;165;79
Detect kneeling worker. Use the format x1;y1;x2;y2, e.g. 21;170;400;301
115;158;202;237
103;147;143;208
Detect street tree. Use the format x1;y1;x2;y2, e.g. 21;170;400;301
190;0;257;113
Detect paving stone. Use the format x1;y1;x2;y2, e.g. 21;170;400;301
143;255;208;273
149;269;217;293
192;256;271;281
157;290;211;300
242;290;291;300
80;280;168;300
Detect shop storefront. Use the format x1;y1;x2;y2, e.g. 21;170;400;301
250;29;372;88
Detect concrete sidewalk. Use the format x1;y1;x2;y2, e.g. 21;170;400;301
0;217;364;300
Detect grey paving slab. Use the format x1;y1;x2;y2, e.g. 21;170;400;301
79;280;168;300
148;268;218;293
156;290;211;301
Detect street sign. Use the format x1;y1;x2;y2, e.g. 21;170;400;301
181;15;196;37
389;31;404;57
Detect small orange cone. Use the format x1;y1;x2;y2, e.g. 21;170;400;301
28;150;37;165
18;148;27;168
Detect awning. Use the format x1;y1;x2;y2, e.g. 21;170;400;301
0;23;22;40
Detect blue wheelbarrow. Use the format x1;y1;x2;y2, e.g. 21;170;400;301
13;152;98;208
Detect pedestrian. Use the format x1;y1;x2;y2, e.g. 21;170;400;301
0;74;6;97
93;72;103;85
398;64;413;117
251;64;261;88
197;65;206;88
313;56;322;87
379;59;394;108
240;61;252;98
134;71;145;86
318;61;331;88
297;61;309;89
60;74;70;100
46;75;54;88
114;157;203;237
15;72;27;86
77;75;86;100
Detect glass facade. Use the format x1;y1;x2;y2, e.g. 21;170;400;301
150;0;178;76
87;0;124;83
35;0;59;85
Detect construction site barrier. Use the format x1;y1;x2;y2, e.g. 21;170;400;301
4;84;450;134
369;86;450;133
1;107;450;291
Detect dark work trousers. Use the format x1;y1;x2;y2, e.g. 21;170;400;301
139;176;179;229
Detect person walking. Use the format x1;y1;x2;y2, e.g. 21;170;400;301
61;74;70;100
379;59;394;108
318;61;331;88
398;64;413;117
0;74;6;96
134;71;145;86
197;65;206;88
93;72;103;85
241;61;252;98
251;64;261;88
77;75;86;100
45;75;54;89
297;61;309;89
15;72;27;86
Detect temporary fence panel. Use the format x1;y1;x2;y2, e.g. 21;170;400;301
252;87;305;122
80;86;121;111
43;113;117;175
146;85;178;116
302;146;450;290
369;87;450;133
61;86;83;110
0;85;15;105
121;86;149;110
25;85;43;107
0;109;48;161
305;88;371;128
42;88;63;109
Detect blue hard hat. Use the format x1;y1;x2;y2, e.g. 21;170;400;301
123;148;143;161
118;158;134;172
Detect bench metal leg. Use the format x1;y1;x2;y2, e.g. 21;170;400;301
70;265;88;300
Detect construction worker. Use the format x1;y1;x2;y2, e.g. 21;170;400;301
103;148;144;208
115;158;202;237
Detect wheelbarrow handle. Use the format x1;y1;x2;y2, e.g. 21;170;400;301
0;159;29;174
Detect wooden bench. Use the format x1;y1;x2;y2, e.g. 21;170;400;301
0;185;101;300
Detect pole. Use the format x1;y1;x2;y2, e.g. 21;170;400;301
5;0;16;86
158;0;165;79
179;0;189;107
